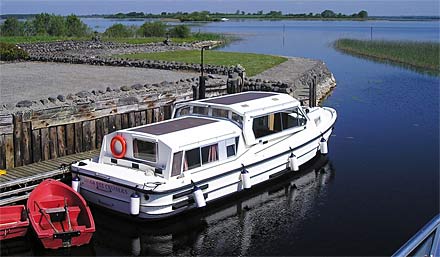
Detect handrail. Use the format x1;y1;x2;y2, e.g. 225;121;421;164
392;214;440;257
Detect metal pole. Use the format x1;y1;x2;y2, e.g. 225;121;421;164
200;47;204;78
199;46;208;99
370;26;373;40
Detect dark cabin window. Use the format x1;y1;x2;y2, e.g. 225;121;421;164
252;113;282;138
193;106;208;116
212;108;229;118
252;108;307;139
133;139;156;162
226;144;236;157
171;151;183;176
175;106;190;117
183;148;201;171
202;144;218;164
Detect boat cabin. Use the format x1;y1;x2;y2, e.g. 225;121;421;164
98;92;309;180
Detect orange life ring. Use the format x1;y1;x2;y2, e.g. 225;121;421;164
110;135;126;158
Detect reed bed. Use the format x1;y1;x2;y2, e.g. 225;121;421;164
335;39;440;73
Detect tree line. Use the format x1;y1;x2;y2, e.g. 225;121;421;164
103;22;191;38
105;10;369;21
0;13;192;39
0;13;90;37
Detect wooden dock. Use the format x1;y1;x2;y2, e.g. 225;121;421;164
0;150;99;206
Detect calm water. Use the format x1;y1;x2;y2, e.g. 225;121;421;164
2;19;439;256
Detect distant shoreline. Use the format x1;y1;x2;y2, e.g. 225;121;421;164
1;14;439;22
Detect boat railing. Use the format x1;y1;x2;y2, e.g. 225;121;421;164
392;214;440;257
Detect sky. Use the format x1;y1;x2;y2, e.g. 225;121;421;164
1;0;439;16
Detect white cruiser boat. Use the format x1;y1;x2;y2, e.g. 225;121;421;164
71;92;337;219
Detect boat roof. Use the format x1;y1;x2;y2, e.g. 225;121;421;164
130;117;217;135
191;91;300;115
125;116;241;149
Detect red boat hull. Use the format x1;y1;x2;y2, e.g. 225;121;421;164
27;179;95;249
0;205;29;240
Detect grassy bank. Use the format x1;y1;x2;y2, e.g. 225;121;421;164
0;36;88;44
116;50;287;76
334;39;440;73
0;32;228;45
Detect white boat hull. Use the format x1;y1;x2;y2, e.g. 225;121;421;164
73;125;334;220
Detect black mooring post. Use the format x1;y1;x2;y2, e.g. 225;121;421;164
199;46;209;100
309;76;317;107
312;76;317;107
198;76;206;99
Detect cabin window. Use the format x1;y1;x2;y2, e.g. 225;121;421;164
175;106;190;117
231;112;243;126
171;151;183;176
226;145;236;157
252;113;282;138
193;106;208;116
212;108;229;119
283;108;307;129
252;107;307;139
225;137;237;158
133;139;156;162
183;147;201;171
201;144;218;164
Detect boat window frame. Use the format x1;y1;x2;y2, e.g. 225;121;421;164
132;138;158;164
173;103;244;128
171;151;183;177
251;106;308;140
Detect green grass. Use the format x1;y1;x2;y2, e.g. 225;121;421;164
102;32;228;44
0;32;228;45
0;36;88;44
115;50;288;76
334;39;440;73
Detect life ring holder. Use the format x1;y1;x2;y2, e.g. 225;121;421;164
110;135;127;158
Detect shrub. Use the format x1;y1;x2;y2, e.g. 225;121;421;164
138;21;167;37
104;23;134;38
0;18;24;36
0;42;29;61
168;25;191;38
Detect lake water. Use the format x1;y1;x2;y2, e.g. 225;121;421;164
2;19;439;256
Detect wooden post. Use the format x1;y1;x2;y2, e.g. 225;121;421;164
13;114;23;167
4;134;14;169
90;120;96;150
96;118;103;148
31;129;42;163
129;112;136;128
82;121;91;151
115;114;122;131
66;124;75;155
74;122;82;154
57;125;66;157
146;109;153;124
49;126;58;159
108;115;117;133
0;135;5;169
40;128;50;161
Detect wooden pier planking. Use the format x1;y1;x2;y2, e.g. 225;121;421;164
0;149;99;206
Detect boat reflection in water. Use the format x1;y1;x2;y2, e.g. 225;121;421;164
92;154;335;256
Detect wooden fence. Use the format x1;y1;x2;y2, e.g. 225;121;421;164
0;105;172;170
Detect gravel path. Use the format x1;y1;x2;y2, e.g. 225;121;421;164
0;62;199;106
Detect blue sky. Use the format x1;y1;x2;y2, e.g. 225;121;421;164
1;0;439;16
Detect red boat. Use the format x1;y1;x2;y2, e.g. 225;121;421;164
27;179;95;249
0;205;29;240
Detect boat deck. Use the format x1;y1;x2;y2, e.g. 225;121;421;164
0;150;99;206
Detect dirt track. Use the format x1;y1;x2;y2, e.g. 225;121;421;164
0;62;199;106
